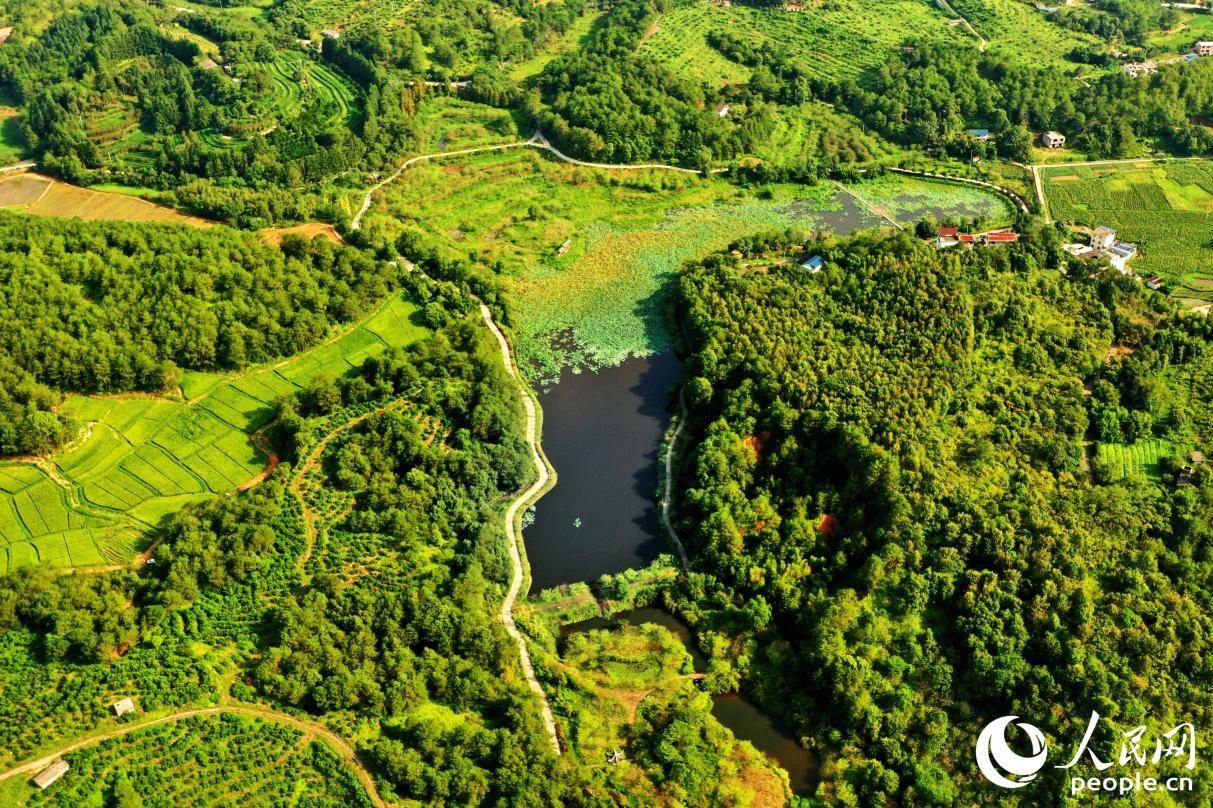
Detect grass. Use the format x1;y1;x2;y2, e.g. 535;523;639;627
0;296;427;573
1147;10;1213;53
1043;160;1213;305
947;0;1100;67
367;132;1017;385
507;10;605;81
1096;438;1174;482
0;713;371;807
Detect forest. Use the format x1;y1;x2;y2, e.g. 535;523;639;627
0;215;393;455
672;229;1213;804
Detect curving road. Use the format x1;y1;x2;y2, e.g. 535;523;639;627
477;303;562;755
0;705;386;807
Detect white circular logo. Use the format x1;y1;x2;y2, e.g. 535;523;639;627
976;716;1049;789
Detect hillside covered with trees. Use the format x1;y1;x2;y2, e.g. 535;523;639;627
672;230;1213;804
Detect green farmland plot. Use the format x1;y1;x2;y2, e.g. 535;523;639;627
1096;438;1174;483
0;296;426;573
1043;161;1213;306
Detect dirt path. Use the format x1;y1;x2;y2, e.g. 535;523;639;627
350;132;721;231
0;705;386;808
477;303;562;755
937;0;987;51
292;402;408;571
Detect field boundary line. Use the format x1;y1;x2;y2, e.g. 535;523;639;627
0;704;386;807
477;302;562;755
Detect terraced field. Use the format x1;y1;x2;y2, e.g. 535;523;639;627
640;0;971;87
1043;161;1213;307
0;713;372;807
0;295;426;573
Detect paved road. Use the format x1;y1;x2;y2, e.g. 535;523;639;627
477;303;562;755
0;705;386;807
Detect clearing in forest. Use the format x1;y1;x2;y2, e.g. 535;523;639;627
0;174;209;227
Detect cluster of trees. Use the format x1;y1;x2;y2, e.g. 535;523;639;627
531;0;773;169
1054;0;1179;46
821;44;1213;159
0;216;393;455
673;231;1213;803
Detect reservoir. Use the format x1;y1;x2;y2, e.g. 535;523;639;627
526;350;681;591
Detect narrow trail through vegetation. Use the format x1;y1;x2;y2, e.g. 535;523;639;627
661;389;690;571
476;303;562;755
0;705;386;808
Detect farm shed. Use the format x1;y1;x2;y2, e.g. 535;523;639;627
936;226;960;248
1195;41;1213;56
801;255;824;271
112;697;136;717
33;759;69;790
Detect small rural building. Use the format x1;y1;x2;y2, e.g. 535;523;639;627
1193;450;1205;465
1195;40;1213;56
1146;276;1165;290
801;255;825;272
556;238;573;257
112;697;136;717
1090;226;1117;250
959;234;977;244
715;103;731;118
320;28;341;39
966;128;994;141
985;231;1020;245
1105;241;1138;271
1041;131;1066;149
199;58;218;70
33;760;69;790
0;26;13;44
1123;61;1158;78
937;226;960;248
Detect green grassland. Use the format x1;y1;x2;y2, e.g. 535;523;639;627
412;95;526;152
507;10;606;81
0;295;426;573
641;0;973;88
1043;161;1213;305
368;141;1016;385
1096;438;1174;482
0;713;371;807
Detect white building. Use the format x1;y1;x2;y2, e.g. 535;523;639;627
1195;41;1213;56
1041;131;1066;149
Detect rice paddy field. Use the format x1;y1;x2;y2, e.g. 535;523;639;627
367;143;1014;385
1096;438;1174;483
0;713;372;807
1042;161;1213;308
641;0;972;88
0;296;426;573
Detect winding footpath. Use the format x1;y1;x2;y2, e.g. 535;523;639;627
0;705;386;807
477;303;562;755
351;132;720;230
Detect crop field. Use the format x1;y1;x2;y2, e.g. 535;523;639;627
0;713;372;807
369;142;1012;385
0;174;210;226
1147;10;1213;53
1043;161;1213;305
641;0;971;87
0;296;426;572
1096;438;1174;483
260;50;356;123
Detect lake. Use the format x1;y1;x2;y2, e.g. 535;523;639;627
526;350;681;591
